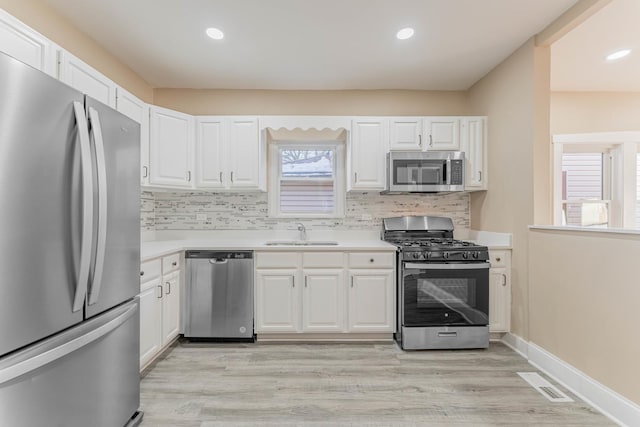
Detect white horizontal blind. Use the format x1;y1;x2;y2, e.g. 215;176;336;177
280;180;334;213
562;153;608;227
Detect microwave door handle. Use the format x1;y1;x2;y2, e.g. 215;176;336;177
445;159;451;185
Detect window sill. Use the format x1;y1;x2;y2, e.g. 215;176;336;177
529;225;640;237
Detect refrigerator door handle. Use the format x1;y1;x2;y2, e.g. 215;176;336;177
87;107;108;306
72;101;93;313
0;302;137;386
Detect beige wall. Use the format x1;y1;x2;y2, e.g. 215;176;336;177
153;89;469;116
551;92;640;134
0;0;153;102
466;38;550;340
529;228;640;405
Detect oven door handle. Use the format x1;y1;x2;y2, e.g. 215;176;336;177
404;262;490;270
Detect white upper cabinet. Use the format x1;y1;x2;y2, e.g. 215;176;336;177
116;87;150;185
350;118;389;191
0;9;55;76
58;51;116;107
195;116;261;191
423;117;460;151
460;117;487;191
227;117;260;189
389;118;423;151
149;106;194;188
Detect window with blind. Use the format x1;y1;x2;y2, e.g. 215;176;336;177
561;153;609;227
268;143;345;218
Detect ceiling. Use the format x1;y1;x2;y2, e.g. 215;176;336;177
551;0;640;92
43;0;577;90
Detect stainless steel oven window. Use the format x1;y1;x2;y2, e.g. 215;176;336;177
416;278;475;307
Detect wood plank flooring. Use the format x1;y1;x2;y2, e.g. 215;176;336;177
139;340;612;426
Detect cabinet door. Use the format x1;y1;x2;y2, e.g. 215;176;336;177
116;87;150;185
149;106;194;187
58;51;116;107
161;271;181;345
389;118;422;151
423;117;460;150
255;269;300;332
195;117;226;188
0;9;55;76
302;269;345;332
461;117;487;190
139;278;162;369
227;117;260;189
350;118;388;190
489;267;510;332
348;270;395;332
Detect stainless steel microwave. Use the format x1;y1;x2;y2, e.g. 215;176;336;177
386;151;465;193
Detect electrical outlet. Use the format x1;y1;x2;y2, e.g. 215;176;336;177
196;214;207;221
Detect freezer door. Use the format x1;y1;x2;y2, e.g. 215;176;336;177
0;300;140;427
85;97;141;318
0;52;86;356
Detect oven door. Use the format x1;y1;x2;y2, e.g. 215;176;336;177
402;262;490;327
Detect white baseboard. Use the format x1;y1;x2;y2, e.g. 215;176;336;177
501;334;640;427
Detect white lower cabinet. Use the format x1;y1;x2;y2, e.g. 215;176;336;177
139;252;182;370
255;250;395;336
488;250;511;333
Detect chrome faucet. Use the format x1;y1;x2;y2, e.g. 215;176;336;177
296;223;307;241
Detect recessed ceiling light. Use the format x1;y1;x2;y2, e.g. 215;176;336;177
206;27;224;40
396;27;414;40
606;49;631;61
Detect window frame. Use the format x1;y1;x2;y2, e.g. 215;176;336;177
268;140;346;218
553;132;640;230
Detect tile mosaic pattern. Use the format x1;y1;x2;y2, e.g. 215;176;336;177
149;191;469;231
141;191;155;232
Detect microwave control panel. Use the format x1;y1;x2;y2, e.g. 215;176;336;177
451;160;463;185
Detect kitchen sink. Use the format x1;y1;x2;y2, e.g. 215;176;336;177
265;240;339;246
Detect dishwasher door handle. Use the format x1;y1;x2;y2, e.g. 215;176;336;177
209;259;229;264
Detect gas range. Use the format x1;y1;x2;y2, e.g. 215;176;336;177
382;217;488;262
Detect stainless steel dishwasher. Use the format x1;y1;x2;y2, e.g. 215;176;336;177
184;250;254;341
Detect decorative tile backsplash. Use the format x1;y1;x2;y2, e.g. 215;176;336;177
148;191;469;231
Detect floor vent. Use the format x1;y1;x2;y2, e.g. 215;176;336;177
517;372;574;403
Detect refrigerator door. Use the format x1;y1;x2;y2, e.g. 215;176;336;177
0;300;141;427
0;52;86;357
85;97;140;318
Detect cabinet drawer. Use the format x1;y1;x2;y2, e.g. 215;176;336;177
256;252;299;268
162;253;181;273
489;250;510;268
302;252;345;268
140;259;161;283
348;252;395;269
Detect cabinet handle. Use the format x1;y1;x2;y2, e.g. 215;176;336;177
292;275;295;288
478;171;482;181
354;172;358;183
187;171;192;182
502;274;507;287
230;171;234;183
142;166;148;178
418;135;422;147
219;171;223;183
351;276;354;288
140;271;144;277
305;276;308;288
429;135;433;147
166;281;171;295
157;284;163;299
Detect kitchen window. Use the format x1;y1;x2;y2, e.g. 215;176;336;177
268;142;345;218
553;133;640;229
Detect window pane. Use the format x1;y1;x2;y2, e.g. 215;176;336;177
562;153;603;200
636;153;640;228
281;149;333;178
562;201;609;227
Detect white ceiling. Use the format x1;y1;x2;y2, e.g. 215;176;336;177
551;0;640;92
43;0;578;90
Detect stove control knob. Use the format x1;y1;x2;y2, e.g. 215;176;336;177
412;252;420;260
443;252;449;259
472;252;479;259
462;252;468;259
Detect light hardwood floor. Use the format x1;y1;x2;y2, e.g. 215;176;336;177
139;340;612;426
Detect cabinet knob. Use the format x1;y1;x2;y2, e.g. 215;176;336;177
140;271;144;276
495;257;501;262
172;261;177;266
369;258;374;263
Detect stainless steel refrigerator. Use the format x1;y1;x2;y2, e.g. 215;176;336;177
0;51;142;426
